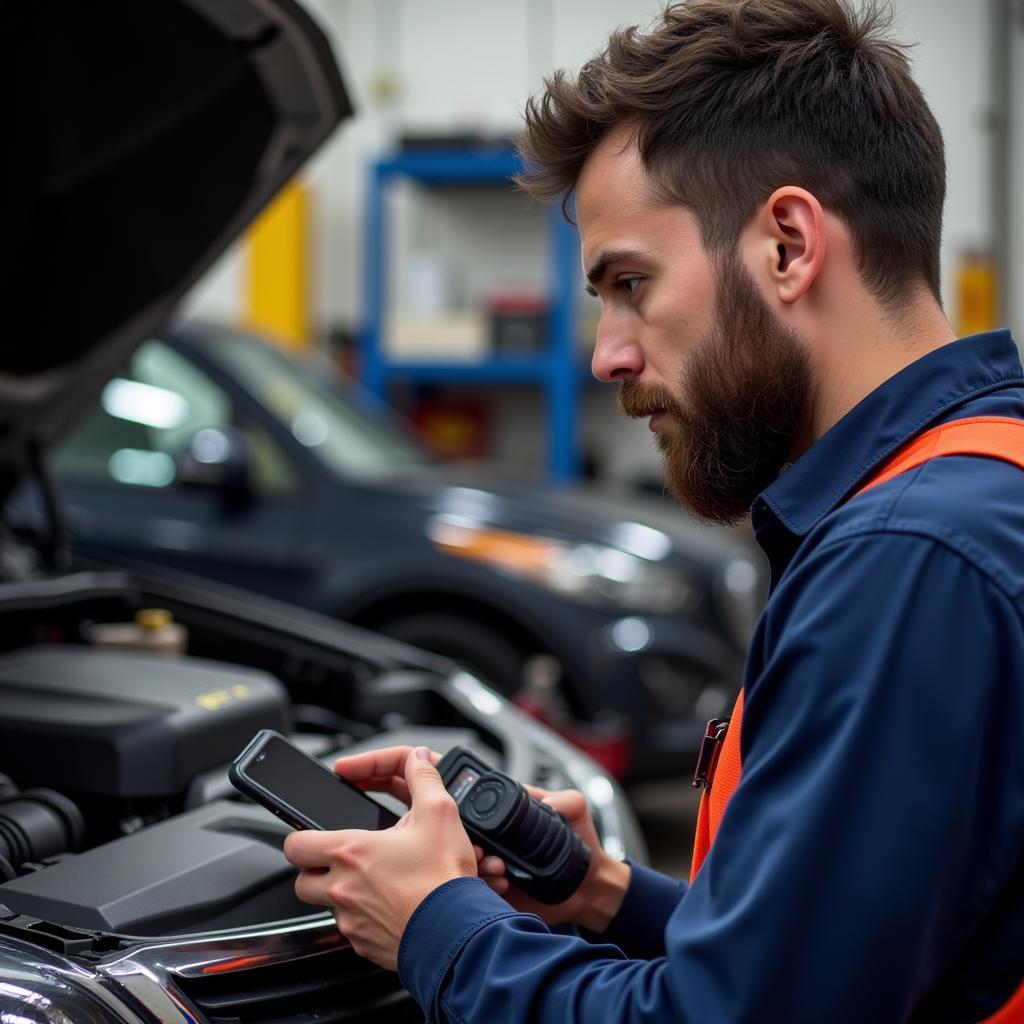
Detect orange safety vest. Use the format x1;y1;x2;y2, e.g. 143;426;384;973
689;417;1024;1023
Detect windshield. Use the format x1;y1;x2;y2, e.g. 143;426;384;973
202;328;433;480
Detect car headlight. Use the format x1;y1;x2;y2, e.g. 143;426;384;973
428;515;696;614
0;974;122;1024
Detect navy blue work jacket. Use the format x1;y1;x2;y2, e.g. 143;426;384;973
398;329;1024;1023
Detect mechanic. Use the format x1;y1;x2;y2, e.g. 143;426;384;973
283;0;1024;1020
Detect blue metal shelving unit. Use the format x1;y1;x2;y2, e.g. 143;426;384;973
360;148;581;480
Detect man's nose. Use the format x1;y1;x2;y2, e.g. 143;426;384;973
591;313;644;382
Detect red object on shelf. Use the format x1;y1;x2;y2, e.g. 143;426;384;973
486;290;547;317
410;398;489;459
486;289;549;355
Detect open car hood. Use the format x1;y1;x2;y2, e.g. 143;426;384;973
0;0;351;503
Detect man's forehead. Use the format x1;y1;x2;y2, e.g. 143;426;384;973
576;130;657;266
576;127;651;223
576;130;703;276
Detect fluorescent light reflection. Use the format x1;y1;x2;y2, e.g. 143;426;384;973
450;671;503;716
108;449;175;488
608;617;652;653
583;775;615;807
610;522;672;561
102;378;187;429
292;409;329;447
442;487;500;518
724;558;759;594
192;428;231;464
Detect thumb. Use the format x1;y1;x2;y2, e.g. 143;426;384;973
405;746;451;810
542;788;588;819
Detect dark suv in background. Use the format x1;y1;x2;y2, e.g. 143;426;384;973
21;320;766;781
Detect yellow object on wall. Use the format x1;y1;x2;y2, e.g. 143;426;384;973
955;251;998;338
245;180;310;349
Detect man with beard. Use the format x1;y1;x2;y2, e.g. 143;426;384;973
284;1;1024;1019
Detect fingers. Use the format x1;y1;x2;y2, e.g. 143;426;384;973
355;775;414;806
481;875;510;895
533;787;588;821
334;746;442;802
479;855;505;876
334;746;415;783
404;747;456;816
293;867;333;907
283;829;337;869
476;851;510;896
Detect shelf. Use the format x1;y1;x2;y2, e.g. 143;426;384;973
375;148;523;185
379;355;551;384
378;355;599;386
359;147;581;479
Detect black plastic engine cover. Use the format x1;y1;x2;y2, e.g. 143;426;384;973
0;800;304;934
0;646;289;797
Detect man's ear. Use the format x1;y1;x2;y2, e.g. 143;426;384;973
756;187;826;303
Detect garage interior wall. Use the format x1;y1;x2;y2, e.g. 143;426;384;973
184;0;1002;483
1008;0;1024;333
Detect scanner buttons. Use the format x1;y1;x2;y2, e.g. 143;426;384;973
469;782;503;818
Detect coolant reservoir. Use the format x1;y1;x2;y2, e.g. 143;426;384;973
86;608;188;656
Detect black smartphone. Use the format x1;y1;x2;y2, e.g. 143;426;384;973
229;729;399;831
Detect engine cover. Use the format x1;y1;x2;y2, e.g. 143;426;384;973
0;646;289;797
0;800;301;934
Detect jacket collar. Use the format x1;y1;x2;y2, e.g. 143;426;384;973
751;329;1023;557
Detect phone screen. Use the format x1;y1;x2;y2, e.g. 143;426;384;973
243;733;398;830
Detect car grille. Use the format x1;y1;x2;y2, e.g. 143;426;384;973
174;947;424;1023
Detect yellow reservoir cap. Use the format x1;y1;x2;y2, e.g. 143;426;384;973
135;608;173;630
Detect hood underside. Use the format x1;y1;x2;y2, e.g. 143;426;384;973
0;0;351;501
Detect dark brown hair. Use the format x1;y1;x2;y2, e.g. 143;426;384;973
516;0;946;308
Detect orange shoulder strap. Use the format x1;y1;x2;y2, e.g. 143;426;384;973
687;415;1024;1020
689;688;744;882
853;417;1024;499
984;981;1024;1024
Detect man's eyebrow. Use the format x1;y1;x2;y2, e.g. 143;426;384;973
584;248;650;295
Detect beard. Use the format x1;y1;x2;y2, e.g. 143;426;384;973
619;253;811;525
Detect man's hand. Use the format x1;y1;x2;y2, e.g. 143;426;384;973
283;746;476;971
477;784;631;933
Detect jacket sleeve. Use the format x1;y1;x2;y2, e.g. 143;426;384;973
398;531;1024;1024
596;861;687;959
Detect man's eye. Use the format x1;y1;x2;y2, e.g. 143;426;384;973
614;277;643;297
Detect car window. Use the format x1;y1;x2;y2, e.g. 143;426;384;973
203;328;433;480
51;338;300;496
246;418;302;496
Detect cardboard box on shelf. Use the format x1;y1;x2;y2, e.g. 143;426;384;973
385;311;489;361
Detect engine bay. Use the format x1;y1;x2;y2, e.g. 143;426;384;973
0;645;291;800
0;569;530;939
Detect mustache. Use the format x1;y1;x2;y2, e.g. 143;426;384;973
618;380;678;418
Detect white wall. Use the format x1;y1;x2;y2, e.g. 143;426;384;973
183;0;1002;480
1009;1;1024;333
894;0;995;316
